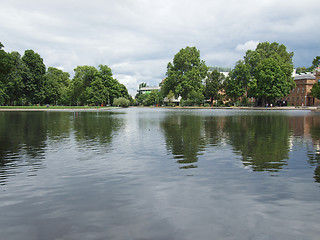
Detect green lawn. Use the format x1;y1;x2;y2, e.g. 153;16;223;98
0;105;108;109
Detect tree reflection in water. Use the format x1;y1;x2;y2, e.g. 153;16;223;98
161;114;206;169
161;112;293;172
308;115;320;184
0;112;54;184
223;114;291;173
72;111;123;152
0;111;123;184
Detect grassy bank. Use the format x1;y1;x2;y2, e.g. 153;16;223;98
0;105;104;109
0;106;116;111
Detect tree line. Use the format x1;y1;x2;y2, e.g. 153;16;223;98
0;42;131;106
160;43;296;107
138;43;319;107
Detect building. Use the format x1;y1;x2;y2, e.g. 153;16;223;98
284;67;320;106
137;86;161;94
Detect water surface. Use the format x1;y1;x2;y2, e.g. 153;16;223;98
0;108;320;240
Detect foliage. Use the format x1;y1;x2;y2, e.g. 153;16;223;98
224;114;290;172
204;69;225;105
21;49;47;104
311;82;320;100
5;52;26;105
135;82;148;99
162;46;208;101
0;42;131;106
224;61;250;104
161;114;205;167
296;56;320;74
44;67;70;105
69;64;129;106
136;90;163;106
0;43;14;104
113;97;130;107
187;89;204;106
229;42;295;106
312;56;320;69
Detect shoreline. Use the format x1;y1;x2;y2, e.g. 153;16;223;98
0;106;317;111
0;107;117;112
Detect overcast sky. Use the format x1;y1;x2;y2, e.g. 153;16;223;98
1;0;319;96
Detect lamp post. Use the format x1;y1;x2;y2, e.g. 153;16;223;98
305;95;307;107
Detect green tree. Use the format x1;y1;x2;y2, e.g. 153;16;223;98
297;56;320;73
44;67;70;105
21;49;46;104
70;64;130;106
5;51;25;105
223;114;290;172
204;69;225;106
165;90;175;106
296;67;308;74
311;56;320;69
136;92;149;106
0;43;13;78
142;90;163;106
311;82;320;100
161;114;205;169
70;65;98;105
0;43;14;105
162;46;208;101
97;64;129;105
135;82;148;99
242;42;295;105
85;76;108;105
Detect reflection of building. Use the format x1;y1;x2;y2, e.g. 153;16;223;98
284;67;320;106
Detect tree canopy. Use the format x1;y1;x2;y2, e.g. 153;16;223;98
162;46;208;102
296;56;320;74
204;69;225;105
311;81;320;100
0;43;131;106
226;42;295;105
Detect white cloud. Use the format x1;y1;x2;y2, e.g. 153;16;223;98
236;41;259;52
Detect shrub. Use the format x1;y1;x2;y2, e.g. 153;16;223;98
113;97;130;107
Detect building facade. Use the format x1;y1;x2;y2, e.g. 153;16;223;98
284;69;320;106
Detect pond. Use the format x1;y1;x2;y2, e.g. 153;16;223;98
0;108;320;240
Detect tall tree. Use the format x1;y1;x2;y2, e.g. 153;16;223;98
0;43;14;104
44;67;70;105
71;65;98;105
21;50;46;104
5;51;25;105
311;56;320;70
242;42;295;105
204;69;225;105
225;60;251;103
162;46;208;101
311;82;320;100
0;42;13;78
70;64;130;106
98;64;123;105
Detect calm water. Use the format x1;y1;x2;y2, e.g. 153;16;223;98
0;108;320;240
